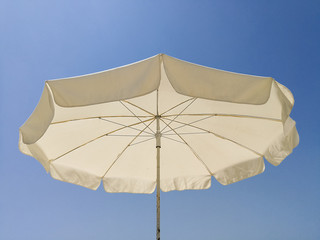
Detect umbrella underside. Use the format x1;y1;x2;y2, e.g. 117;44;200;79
19;54;299;193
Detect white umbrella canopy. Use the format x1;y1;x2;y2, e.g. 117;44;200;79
19;54;299;239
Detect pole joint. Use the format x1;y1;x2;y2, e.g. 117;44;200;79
155;115;161;148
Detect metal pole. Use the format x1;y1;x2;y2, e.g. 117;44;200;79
156;115;161;240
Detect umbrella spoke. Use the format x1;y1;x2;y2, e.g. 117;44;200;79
163;113;281;122
160;98;197;133
160;97;195;116
120;101;156;134
160;118;212;175
51;115;151;125
101;119;156;178
99;117;154;135
49;117;155;163
122;100;155;116
106;135;154;137
162;115;214;135
130;137;155;146
162;116;263;157
161;135;185;145
163;132;209;136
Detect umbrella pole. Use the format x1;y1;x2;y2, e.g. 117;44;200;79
156;115;161;240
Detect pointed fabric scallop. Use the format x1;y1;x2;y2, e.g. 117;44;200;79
19;54;299;193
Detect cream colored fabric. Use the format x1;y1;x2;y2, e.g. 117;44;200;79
19;54;299;193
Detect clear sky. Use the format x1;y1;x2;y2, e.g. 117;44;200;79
1;0;319;239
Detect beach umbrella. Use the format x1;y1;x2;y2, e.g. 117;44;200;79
19;54;299;239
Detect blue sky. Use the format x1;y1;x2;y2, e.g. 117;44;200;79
1;0;319;239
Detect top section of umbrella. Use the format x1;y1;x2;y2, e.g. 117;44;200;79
47;54;275;108
20;54;294;143
19;54;299;193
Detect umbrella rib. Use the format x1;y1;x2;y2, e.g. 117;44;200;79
161;135;185;145
106;134;153;137
51;115;151;125
160;118;213;175
163;113;281;122
130;137;155;146
122;100;155;116
160;97;195;116
163;132;210;136
99;117;154;135
160;98;197;133
162;115;214;135
49;117;155;163
162;117;263;157
120;101;156;134
101;119;156;179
